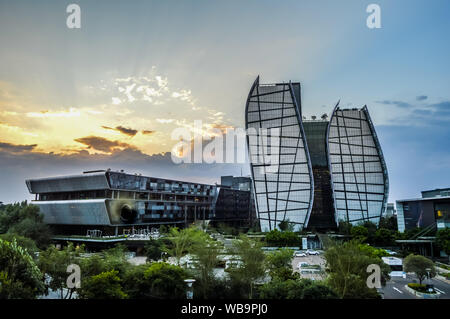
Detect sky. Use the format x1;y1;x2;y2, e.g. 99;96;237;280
0;0;449;204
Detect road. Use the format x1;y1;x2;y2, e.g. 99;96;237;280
382;274;450;299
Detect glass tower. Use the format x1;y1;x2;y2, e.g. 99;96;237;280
245;77;389;231
245;77;314;232
327;105;389;225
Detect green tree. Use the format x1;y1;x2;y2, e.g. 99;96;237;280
144;238;165;262
265;248;296;280
324;240;390;299
166;226;207;265
350;226;369;242
38;243;83;299
379;216;398;231
435;228;450;255
278;219;295;232
190;235;222;299
228;235;266;299
338;221;352;235
143;262;188;299
78;270;127;299
374;228;395;246
265;229;299;247
259;278;337;299
0;233;38;258
403;254;436;285
0;202;52;249
0;238;45;299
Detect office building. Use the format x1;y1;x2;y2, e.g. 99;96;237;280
26;170;253;236
245;77;389;231
396;188;450;232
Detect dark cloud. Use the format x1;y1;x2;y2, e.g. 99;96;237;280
376;100;412;108
101;125;138;137
430;101;450;116
416;95;428;101
74;136;134;152
0;141;37;153
0;147;247;203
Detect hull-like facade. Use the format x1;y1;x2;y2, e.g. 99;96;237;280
245;77;314;231
327;105;389;225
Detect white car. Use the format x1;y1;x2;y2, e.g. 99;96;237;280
306;250;320;255
295;252;307;257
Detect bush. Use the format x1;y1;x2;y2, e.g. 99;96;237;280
407;283;435;293
78;270;128;299
265;230;299;247
0;238;45;299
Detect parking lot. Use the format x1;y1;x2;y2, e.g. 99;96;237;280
291;251;326;280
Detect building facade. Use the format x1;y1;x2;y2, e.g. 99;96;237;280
26;170;253;235
245;77;389;231
245;77;314;232
396;188;450;233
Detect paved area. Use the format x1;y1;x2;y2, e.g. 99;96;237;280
381;274;450;299
292;253;326;280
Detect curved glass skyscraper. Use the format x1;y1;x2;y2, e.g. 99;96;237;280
245;77;389;231
245;77;314;232
327;105;389;225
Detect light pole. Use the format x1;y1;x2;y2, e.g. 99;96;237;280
425;267;433;293
184;279;196;299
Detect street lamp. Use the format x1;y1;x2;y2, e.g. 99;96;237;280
184;279;196;299
425;268;433;293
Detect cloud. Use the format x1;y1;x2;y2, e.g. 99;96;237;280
375;100;412;108
102;125;138;137
0;141;37;153
74;136;134;153
0;146;248;203
142;130;155;135
416;95;428;101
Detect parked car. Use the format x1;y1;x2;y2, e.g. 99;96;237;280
306;250;320;255
294;251;307;257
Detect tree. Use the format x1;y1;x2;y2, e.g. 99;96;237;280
435;228;450;255
78;270;127;299
379;216;398;231
190;235;222;299
38;243;83;299
143;262;188;299
0;238;45;299
166;226;207;265
144;238;165;262
350;226;369;242
278;219;294;232
228;235;266;299
324;240;390;299
259;278;337;299
374;228;395;246
265;248;296;280
403;254;436;285
265;229;299;247
0;202;52;249
338;221;352;235
0;233;38;258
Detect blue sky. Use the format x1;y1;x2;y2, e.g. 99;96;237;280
0;0;449;204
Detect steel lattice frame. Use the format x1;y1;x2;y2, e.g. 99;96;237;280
327;105;389;225
245;76;314;231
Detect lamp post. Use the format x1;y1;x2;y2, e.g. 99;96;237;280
425;268;433;293
184;279;196;299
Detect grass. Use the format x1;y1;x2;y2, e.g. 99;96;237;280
407;283;436;294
